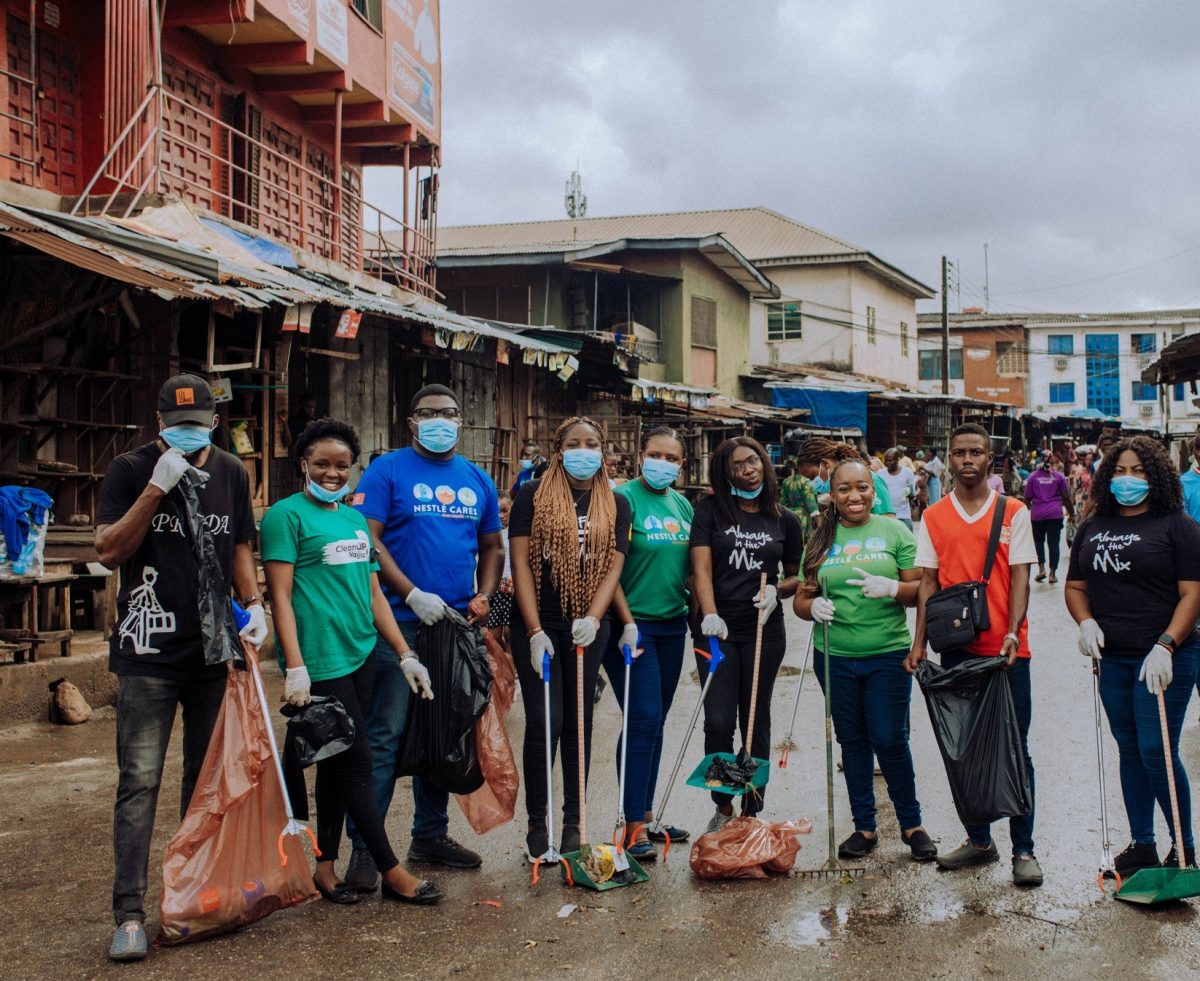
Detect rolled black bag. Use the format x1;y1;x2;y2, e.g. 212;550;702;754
281;695;356;767
915;656;1032;827
396;608;492;795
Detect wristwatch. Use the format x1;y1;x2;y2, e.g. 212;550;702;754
1157;633;1177;652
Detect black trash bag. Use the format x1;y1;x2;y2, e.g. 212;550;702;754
282;695;356;767
395;609;492;795
178;471;243;668
916;657;1032;827
705;750;759;788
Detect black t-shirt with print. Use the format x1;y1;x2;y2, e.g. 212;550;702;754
1067;510;1200;658
690;496;803;630
508;478;631;627
97;442;256;680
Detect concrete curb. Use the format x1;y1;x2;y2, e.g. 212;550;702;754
0;649;116;730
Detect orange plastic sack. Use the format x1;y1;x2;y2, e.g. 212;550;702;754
454;631;520;834
689;816;812;880
159;649;316;944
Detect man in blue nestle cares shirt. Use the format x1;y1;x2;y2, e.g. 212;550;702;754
345;384;503;888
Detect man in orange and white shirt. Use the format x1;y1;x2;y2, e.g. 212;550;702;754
906;423;1041;887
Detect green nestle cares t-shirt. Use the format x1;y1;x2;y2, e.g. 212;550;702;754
804;514;915;657
615;479;693;621
260;493;381;681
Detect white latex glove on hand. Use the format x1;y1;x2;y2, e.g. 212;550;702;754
400;654;434;700
239;604;268;647
619;622;641;658
405;587;448;625
283;666;312;707
530;631;554;678
846;567;899;600
811;597;836;624
149;448;192;493
571;616;600;648
753;584;779;625
701;614;728;640
1139;644;1174;695
1078;618;1105;660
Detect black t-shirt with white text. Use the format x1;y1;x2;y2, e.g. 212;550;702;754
97;442;256;680
1067;510;1200;657
689;496;803;631
509;479;631;627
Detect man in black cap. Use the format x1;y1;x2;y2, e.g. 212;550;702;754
96;373;265;962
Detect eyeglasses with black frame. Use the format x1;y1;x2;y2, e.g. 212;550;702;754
412;407;461;421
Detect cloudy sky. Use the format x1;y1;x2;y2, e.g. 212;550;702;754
373;1;1200;314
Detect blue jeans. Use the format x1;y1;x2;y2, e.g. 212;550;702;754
1098;639;1198;849
601;616;688;820
813;649;922;832
941;652;1035;855
348;626;449;852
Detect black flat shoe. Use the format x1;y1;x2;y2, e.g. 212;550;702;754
381;879;443;905
902;828;938;861
837;831;878;858
314;876;360;904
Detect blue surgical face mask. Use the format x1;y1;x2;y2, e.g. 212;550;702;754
562;448;603;480
641;457;680;490
302;464;348;503
160;424;212;454
520;458;534;471
731;482;764;500
811;467;830;494
1110;475;1150;506
416;418;460;454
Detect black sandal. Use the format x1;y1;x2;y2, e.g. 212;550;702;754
314;876;360;904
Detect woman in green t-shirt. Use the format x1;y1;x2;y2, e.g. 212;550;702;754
607;427;694;860
793;459;937;863
261;418;441;907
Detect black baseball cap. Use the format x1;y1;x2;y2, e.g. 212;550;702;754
158;374;216;426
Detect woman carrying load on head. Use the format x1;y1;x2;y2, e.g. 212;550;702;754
1065;435;1200;874
690;436;803;834
793;457;937;862
510;416;632;862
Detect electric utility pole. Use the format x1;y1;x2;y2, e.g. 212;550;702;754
941;256;950;394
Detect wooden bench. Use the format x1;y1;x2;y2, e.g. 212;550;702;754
0;572;77;661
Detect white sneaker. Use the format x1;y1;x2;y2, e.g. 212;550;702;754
703;808;733;836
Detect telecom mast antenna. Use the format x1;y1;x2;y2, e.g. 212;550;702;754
565;169;587;219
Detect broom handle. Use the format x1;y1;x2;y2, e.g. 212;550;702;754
577;644;587;845
1157;690;1186;870
744;572;769;756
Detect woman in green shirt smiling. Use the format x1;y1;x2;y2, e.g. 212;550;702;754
607;427;694;861
793;459;937;863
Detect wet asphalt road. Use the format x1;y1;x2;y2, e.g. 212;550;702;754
3;564;1200;979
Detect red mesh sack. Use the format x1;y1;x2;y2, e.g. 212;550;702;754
454;631;520;834
689;816;812;880
159;649;316;943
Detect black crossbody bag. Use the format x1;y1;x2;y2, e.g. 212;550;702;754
924;496;1007;654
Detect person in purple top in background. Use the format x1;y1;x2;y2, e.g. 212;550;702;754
1024;451;1074;584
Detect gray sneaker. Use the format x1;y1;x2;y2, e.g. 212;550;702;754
344;849;379;892
703;808;733;836
109;920;147;962
1013;853;1044;887
935;839;999;870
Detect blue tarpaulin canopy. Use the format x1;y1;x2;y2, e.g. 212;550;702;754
770;388;868;430
199;217;298;269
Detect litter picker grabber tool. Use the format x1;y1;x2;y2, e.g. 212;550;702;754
797;578;864;880
1115;689;1200;904
531;651;572;887
686;573;771;800
778;625;815;769
646;635;726;859
609;643;650;885
1090;662;1120;895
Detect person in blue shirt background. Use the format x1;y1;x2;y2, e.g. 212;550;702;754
343;384;504;891
512;439;546;496
1180;433;1200;704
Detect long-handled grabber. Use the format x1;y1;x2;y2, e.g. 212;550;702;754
607;642;649;885
1090;662;1120;895
531;651;572;887
778;625;815;768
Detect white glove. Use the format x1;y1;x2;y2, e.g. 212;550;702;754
571;616;600;648
701;613;728;639
239;604;268;647
1139;644;1174;695
400;654;434;700
530;631;554;678
619;622;641;659
283;666;312;707
1078;618;1105;660
811;597;836;624
753;584;779;625
846;567;899;600
149;448;191;493
405;587;448;625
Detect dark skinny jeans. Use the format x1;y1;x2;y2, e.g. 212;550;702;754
1031;518;1063;573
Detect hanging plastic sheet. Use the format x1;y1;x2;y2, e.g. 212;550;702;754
690;816;812;880
178;471;243;667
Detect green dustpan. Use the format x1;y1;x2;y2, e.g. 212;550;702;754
560;844;650;890
1115;867;1200;905
686;752;770;796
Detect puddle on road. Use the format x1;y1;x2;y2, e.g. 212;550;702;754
771;897;967;948
776;905;849;946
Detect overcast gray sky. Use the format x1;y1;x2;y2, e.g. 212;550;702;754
374;0;1200;314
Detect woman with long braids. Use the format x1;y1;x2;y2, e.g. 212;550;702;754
510;417;632;861
1066;436;1200;873
793;458;936;861
794;438;895;516
690;436;803;832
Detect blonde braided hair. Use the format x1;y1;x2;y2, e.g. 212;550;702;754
529;416;617;620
